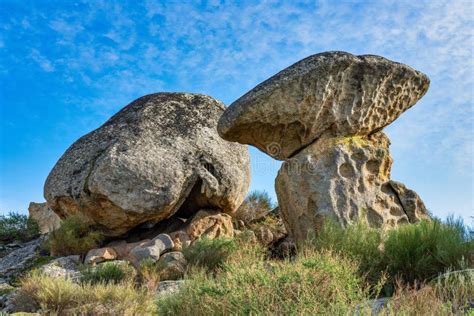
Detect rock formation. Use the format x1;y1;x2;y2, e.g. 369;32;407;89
28;202;62;234
218;51;431;244
44;93;250;236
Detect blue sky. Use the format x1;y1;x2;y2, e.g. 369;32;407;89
0;0;472;224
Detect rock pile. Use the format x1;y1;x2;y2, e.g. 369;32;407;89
218;51;431;244
44;93;250;236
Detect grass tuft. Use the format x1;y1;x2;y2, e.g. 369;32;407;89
46;215;103;256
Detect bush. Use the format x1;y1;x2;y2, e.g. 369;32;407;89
312;218;385;285
47;216;103;256
158;247;373;315
0;212;39;244
383;218;472;284
183;237;237;272
14;272;153;314
81;262;136;285
234;190;275;224
312;217;473;287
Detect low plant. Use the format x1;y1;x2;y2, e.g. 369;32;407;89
13;272;153;314
311;218;385;285
233;190;275;224
0;212;39;244
81;262;136;285
158;246;374;315
183;237;237;272
46;215;103;256
383;217;473;284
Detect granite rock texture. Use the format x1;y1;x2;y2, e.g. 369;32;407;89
45;93;250;236
218;51;429;160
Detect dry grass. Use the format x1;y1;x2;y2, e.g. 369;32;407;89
13;272;154;315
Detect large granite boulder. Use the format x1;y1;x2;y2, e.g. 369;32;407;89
218;51;430;245
276;132;429;243
44;93;250;236
218;51;429;160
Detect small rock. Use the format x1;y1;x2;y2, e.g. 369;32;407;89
186;209;234;241
84;247;118;265
254;227;274;246
156;280;185;297
129;234;174;264
169;231;191;251
156;252;187;281
40;255;81;282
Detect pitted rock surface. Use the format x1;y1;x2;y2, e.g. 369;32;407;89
276;132;429;244
218;51;429;159
44;93;250;235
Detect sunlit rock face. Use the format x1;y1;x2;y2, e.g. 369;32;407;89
218;51;430;244
275;132;429;244
218;51;429;160
45;93;250;236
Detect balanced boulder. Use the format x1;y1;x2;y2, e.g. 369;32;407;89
44;93;250;236
218;51;429;160
218;51;430;244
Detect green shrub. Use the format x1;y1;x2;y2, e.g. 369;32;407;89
234;190;275;224
0;212;39;244
383;218;472;284
183;237;237;272
81;262;135;285
158;248;373;315
47;216;103;256
312;218;385;284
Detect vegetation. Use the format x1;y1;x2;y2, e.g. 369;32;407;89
81;262;135;285
233;190;275;224
312;217;473;293
9;213;472;315
183;237;237;272
383;217;472;284
13;272;153;314
46;215;103;256
0;212;39;244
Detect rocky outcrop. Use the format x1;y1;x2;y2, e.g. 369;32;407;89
44;93;250;236
40;255;82;282
156;252;187;281
28;202;62;234
218;51;429;160
218;51;430;244
0;238;42;284
275;132;426;242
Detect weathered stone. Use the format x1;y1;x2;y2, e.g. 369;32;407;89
0;238;41;284
40;255;81;282
84;247;117;265
28;202;62;234
168;231;191;251
254;227;274;246
44;93;250;236
186;209;234;241
218;51;429;160
389;180;430;223
129;234;174;264
276;132;429;244
156;252;187;281
155;280;185;297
